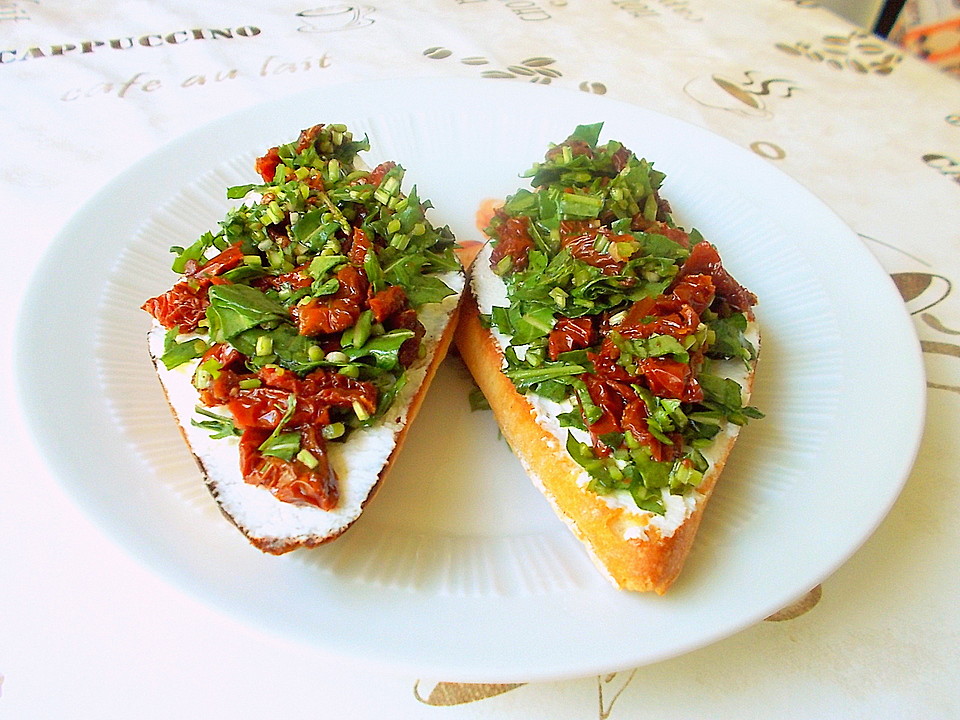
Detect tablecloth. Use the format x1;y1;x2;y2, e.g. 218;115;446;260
1;1;958;717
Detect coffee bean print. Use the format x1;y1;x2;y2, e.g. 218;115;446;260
776;31;903;75
413;681;524;706
579;81;608;94
423;46;452;59
765;585;822;621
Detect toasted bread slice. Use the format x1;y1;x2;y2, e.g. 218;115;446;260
142;123;465;553
454;123;761;593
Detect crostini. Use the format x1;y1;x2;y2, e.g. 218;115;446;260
142;123;465;554
455;123;761;593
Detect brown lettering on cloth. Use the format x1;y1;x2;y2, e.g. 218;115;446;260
59;53;333;102
0;0;38;23
497;0;552;21
923;153;960;187
60;71;164;102
452;0;559;21
259;53;332;76
0;26;261;65
612;0;704;22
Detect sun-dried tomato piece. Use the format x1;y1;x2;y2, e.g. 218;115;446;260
610;145;632;173
621;399;682;462
194;343;250;406
386;307;425;367
292;266;370;336
490;215;535;272
368;285;407;323
670;273;715;315
141;277;212;332
615;287;704;342
227;387;298;429
295;124;325;153
227;365;378;429
367;161;397;187
673;241;756;313
638;357;702;402
559;223;626;276
589;348;635;383
347;227;374;266
294;300;359;336
548;316;596;360
583;374;624;437
544;138;594;166
238;426;339;510
184;242;245;279
255;146;282;183
298;367;379;417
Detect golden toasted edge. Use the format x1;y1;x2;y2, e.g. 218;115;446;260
454;290;756;594
147;291;464;555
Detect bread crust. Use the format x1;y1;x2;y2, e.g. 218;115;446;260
149;296;463;555
455;290;755;594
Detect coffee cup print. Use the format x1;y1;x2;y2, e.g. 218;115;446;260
296;5;374;32
684;70;800;119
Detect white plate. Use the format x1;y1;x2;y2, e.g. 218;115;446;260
15;78;925;682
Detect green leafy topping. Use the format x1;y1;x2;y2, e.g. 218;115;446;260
160;326;208;370
258;394;299;460
147;122;463;469
340;329;415;371
191;406;241;439
487;122;761;512
699;372;764;425
206;285;289;343
469;386;490;412
706;312;756;365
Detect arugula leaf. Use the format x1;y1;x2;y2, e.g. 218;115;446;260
257;394;299;459
699;372;764;425
557;409;586;430
294;209;341;250
259;431;301;461
226;184;257;200
707;312;756;364
468;387;490;412
566;433;618;487
504;362;586;391
206;285;289;342
171;231;217;274
372;372;407;420
570;122;603;147
532;378;571;402
510;306;556;345
402;272;456;307
341;329;414;370
636;231;689;261
230;325;319;374
382;253;456;306
363;247;386;294
191;406;241;439
160;327;208;370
